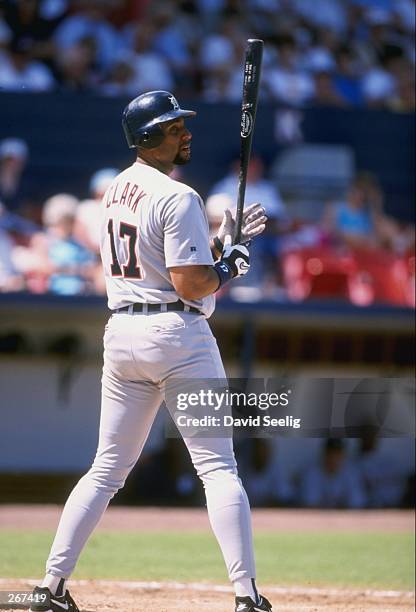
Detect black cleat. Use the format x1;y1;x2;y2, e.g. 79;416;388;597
29;586;79;612
235;594;272;612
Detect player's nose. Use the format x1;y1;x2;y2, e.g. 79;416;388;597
182;127;192;141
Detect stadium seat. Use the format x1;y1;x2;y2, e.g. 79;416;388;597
282;247;355;301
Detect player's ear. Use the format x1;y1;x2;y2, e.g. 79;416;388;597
139;132;151;146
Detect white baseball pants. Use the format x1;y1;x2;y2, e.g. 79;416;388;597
46;311;256;582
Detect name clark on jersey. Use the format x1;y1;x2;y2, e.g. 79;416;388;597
105;181;146;214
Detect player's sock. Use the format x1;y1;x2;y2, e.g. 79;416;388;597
41;575;66;596
234;578;259;604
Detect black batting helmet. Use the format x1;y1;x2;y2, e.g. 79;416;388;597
122;90;196;149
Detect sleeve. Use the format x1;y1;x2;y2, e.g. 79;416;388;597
163;191;214;268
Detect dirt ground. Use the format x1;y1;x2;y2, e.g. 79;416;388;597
1;506;414;612
0;505;413;532
1;579;414;612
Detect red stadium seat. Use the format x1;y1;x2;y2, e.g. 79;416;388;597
282;246;415;307
350;247;410;306
282;247;355;301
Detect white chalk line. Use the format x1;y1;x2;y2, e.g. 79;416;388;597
0;579;413;600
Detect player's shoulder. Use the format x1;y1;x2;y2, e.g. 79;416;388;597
161;172;200;199
156;173;202;208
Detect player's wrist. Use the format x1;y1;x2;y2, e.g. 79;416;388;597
213;260;233;290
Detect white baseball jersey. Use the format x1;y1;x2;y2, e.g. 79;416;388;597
100;161;215;317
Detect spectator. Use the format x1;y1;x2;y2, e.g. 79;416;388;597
292;0;349;34
323;172;412;253
361;44;405;108
311;69;350;107
0;0;412;109
199;15;246;101
0;138;29;213
144;2;196;91
298;438;367;509
0;204;24;292
102;22;174;96
98;52;136;97
209;154;286;221
3;0;67;68
264;34;315;107
208;155;287;298
333;44;364;106
129;19;176;92
322;173;381;250
205;193;234;238
74;167;118;254
55;36;99;91
53;0;123;74
355;429;413;508
387;59;415;112
0;37;55;92
243;439;295;506
29;193;100;295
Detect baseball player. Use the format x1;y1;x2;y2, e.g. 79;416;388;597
29;90;272;612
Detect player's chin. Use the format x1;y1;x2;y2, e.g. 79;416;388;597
174;148;191;165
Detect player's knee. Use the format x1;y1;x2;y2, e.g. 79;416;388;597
199;466;240;489
86;463;129;494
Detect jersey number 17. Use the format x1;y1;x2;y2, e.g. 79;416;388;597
107;219;142;279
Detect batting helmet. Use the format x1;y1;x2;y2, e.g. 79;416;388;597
122;91;197;150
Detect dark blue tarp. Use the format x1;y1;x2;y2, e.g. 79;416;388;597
0;92;414;221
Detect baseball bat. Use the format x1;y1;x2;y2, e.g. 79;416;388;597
233;38;264;245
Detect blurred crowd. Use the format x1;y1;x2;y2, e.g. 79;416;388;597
0;0;415;110
238;435;415;509
0;136;414;306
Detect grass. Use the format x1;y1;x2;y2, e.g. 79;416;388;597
0;530;414;591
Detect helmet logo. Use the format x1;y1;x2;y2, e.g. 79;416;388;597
169;95;180;110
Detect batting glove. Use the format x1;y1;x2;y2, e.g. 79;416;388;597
213;240;250;290
222;243;250;277
215;203;267;253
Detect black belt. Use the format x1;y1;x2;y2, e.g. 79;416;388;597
115;300;200;315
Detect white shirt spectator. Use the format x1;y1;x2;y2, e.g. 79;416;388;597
199;34;234;69
302;47;336;73
265;65;315;106
75;199;101;253
53;14;122;71
361;66;396;103
299;460;367;508
130;52;174;93
74;167;118;253
0;50;55;92
293;0;348;34
210;174;285;220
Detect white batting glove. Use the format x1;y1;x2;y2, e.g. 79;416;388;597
215;203;267;252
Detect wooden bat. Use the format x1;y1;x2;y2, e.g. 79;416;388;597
233;38;264;245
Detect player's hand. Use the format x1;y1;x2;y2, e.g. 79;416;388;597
220;236;250;277
215;203;267;252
